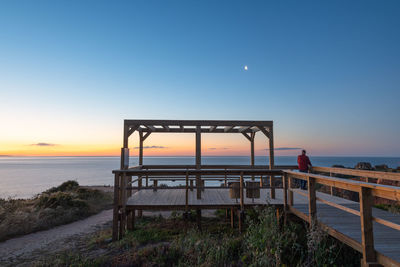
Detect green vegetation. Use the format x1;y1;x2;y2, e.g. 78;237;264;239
0;181;112;241
32;207;361;266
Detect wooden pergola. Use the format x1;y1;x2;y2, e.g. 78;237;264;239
121;119;275;169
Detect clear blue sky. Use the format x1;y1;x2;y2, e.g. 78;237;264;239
0;0;399;156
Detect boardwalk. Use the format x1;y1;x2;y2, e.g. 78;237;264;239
126;188;353;208
127;187;400;265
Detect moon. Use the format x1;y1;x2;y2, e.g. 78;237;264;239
244;65;248;71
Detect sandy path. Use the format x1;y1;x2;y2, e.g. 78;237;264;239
0;209;113;265
0;208;217;266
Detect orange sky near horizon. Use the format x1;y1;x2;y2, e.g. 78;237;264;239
0;131;304;157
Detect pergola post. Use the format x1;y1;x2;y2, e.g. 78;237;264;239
139;131;144;166
196;125;201;199
269;126;275;199
250;132;255;180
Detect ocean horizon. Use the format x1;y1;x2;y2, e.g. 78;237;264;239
1;156;399;199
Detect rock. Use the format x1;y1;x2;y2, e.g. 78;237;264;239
375;164;389;170
332;164;345;168
355;162;373;170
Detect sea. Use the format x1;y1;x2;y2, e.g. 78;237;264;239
1;156;399;199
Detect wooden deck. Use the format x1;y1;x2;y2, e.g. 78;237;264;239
126;188;354;208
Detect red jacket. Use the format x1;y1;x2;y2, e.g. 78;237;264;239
298;155;312;171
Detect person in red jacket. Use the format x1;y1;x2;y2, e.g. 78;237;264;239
297;150;312;189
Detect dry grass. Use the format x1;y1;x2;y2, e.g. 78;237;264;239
31;207;361;267
0;180;112;241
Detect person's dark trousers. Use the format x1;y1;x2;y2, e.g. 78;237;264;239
299;170;308;190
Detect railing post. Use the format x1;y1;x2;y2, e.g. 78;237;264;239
240;172;244;210
270;174;276;199
283;172;288;211
239;172;244;233
138;176;142;217
112;173;120;241
185;170;189;213
307;176;316;225
360;186;377;266
224;168;227;186
288;175;294;206
153;179;158;192
120;173;127;238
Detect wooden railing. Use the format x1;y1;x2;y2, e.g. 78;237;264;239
283;170;400;266
312;166;400;184
112;166;294;240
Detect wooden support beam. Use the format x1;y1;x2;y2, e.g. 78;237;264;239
288;176;294;206
196;126;201;199
238;126;251;132
180;125;184;131
112;173;120;241
139;131;144;166
269;126;275;199
308;176;317;224
209;126;216;132
257;126;270;139
283;173;288;211
138;177;142;217
250;132;255;167
224;126;234;132
241;132;252;142
162;125;170;132
127;125;140;137
360;187;377;266
120;173;127;238
123;125;129;148
240;172;244;210
142;131;151;141
144;125;156;131
125;119;273;128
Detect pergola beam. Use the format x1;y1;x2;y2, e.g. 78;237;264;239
145;125;156;132
238;126;251;133
142;132;151;141
257;126;271;139
242;132;252;142
127;125;139;137
125;120;273;128
224;126;235;132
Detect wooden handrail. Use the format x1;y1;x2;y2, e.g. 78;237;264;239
284;170;400;201
312;166;400;182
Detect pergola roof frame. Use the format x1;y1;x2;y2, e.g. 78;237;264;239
121;119;274;172
124;119;273;137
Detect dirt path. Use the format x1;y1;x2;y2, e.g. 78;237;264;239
0;208;217;266
0;209;113;266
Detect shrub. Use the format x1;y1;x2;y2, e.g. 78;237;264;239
45;180;79;193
